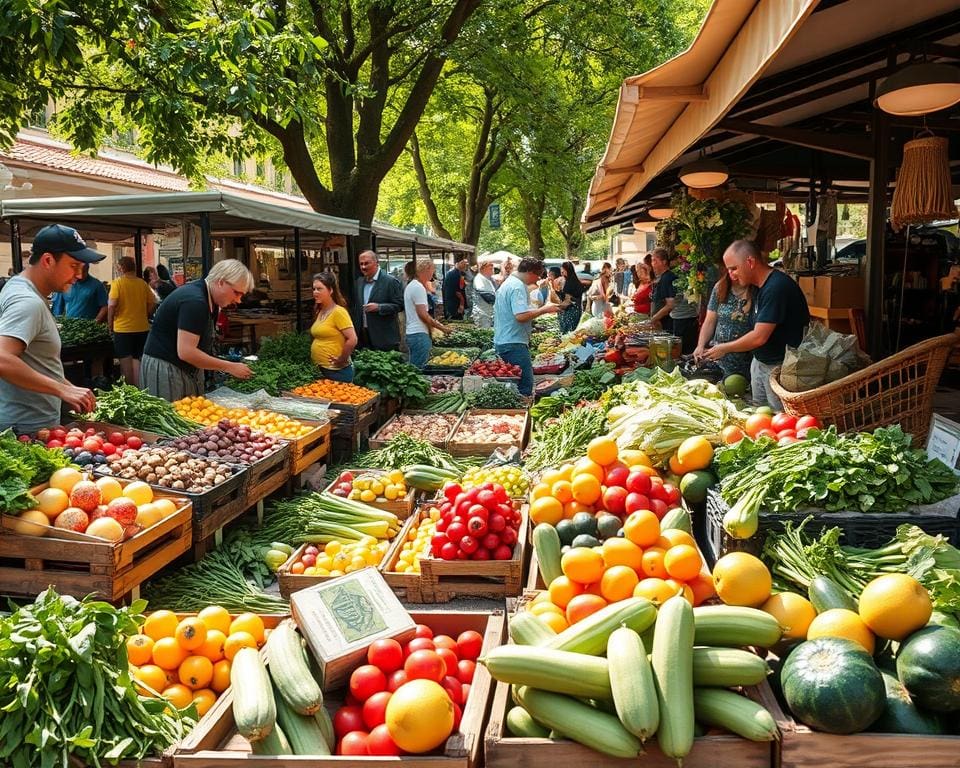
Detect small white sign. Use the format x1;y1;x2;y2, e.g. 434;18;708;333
926;414;960;470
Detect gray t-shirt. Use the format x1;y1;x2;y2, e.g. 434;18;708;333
0;275;64;432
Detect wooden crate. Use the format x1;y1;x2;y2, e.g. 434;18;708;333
0;490;192;602
382;512;428;603
446;409;530;457
376;395;401;429
484;678;775;768
327;395;380;439
290;418;333;476
368;411;460;451
323;468;417;518
276;535;403;600
243;443;292;508
174;611;505;768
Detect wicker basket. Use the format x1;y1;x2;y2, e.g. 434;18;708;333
769;333;958;444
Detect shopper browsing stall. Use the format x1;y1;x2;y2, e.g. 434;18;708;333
50;263;108;322
556;260;584;333
442;258;469;320
472;258;497;329
694;266;753;380
405;258;453;369
705;239;809;409
310;271;358;383
632;262;653;317
141;259;254;400
108;256;155;388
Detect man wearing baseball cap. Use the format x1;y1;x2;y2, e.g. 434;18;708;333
0;224;105;432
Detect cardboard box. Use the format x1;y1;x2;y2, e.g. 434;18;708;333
798;276;816;305
290;567;416;690
813;276;863;308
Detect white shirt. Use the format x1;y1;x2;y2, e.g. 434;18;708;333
361;268;380;327
404;280;429;335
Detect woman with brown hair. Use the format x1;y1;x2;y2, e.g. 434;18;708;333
694;266;753;379
309;271;357;383
632;263;654;317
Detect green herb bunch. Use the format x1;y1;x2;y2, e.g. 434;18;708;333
0;429;74;512
465;382;524;409
433;327;494;349
57;317;111;346
353;349;429;405
256;332;313;365
84;383;200;436
226;358;321;395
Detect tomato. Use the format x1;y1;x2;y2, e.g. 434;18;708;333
64;436;82;448
405;637;436;655
349;665;387;702
456;631;483;661
46;439;63;448
796;415;822;431
440;542;459;560
126;435;143;449
452;702;463;732
432;635;458;654
625;492;651;514
755;428;778;440
744;413;773;438
51;428;67;440
367;638;404;673
365;724;402;756
339;731;370;756
108;432;125;446
333;705;365;738
404;649;446;683
776;429;797;440
603;463;629;487
648;482;668;503
456;659;476;684
386;669;409;692
441;675;463;705
721;425;746;445
472;547;491;561
661;483;681;507
493;544;513;560
85;427;97;436
650;498;669;519
443;482;462;502
436;648;459;677
361;690;392;730
101;442;116;456
771;413;797;432
500;527;518;546
626;471;652;495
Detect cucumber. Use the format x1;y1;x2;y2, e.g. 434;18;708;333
546;597;657;656
231;647;277;743
693;688;778;741
692;647;770;687
608;627;659;741
250;723;293;755
532;524;563;586
266;622;324;715
506;706;550;738
508;611;557;646
808;575;858;613
651;595;695;761
480;645;613;699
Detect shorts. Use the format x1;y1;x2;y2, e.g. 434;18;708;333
114;331;149;359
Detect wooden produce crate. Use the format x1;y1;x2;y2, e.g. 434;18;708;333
0;487;192;602
323;468;417;517
326;395;380;439
369;410;460;451
173;610;505;768
446;409;530;457
376;395;401;428
289;418;333;476
243;442;292;508
382;501;529;603
276;535;401;600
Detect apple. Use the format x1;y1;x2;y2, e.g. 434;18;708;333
625;471;652;495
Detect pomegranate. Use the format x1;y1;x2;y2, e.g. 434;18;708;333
68;480;101;513
106;497;138;527
54;508;90;533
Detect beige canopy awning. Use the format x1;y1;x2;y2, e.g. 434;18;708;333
584;0;819;228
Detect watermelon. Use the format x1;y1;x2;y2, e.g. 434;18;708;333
871;671;944;735
781;638;885;734
896;625;960;713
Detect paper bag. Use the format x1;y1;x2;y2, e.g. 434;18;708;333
779;323;871;392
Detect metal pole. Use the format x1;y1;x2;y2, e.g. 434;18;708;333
200;213;212;277
865;100;890;358
134;228;143;277
294;227;303;333
11;218;22;273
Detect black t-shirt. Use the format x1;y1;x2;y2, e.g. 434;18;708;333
753;269;810;364
651;270;677;315
143;279;216;369
558;275;585;304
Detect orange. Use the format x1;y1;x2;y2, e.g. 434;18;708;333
198;629;227;662
858;574;932;641
224;631;258;661
152;637;188;671
547;575;585;609
529;482;553;501
619;449;652;468
134;664;167;696
668;453;689;476
229;613;265;645
175;617;208;651
663;544;702;582
712;552;772;607
601;538;644;571
640;548;668;579
634;578;676;605
192;688;218;717
161;683;194;710
211;659;232;693
197;605;232;635
179;655;215;690
540;469;566;487
529;601;565;617
563;500;592;518
571;458;605;483
143;610;179;641
530;496;564;526
584;580;605;597
659;529;697;549
600;565;640;602
560;547;605;585
623;510;660;548
721;425;746;445
687;573;717;606
550;480;573;504
761;592;817;641
676;436;713;471
126;634;155;666
586;436;619;467
537;611;569;633
565;593;608;625
664;579;695;604
570;474;601;506
806;609;875;655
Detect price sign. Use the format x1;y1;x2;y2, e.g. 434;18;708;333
926;414;960;471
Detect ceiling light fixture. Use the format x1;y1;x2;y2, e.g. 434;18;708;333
648;207;675;219
679;154;728;189
875;61;960;116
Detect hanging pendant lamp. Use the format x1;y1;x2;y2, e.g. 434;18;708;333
648;206;675;220
875;62;960;116
679;154;728;189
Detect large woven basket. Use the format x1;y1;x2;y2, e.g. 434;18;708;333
769;333;958;445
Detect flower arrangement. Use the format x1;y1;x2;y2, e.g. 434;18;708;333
657;191;753;303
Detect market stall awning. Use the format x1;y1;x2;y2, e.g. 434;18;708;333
368;222;474;255
584;0;819;229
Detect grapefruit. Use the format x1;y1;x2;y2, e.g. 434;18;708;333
858;574;932;641
723;374;748;397
712;552;772;607
48;467;83;493
807;608;875;655
385;679;454;753
761;592;817;641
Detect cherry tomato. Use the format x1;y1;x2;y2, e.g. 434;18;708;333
432;635;458;654
744;413;773;438
405;637;436;654
755;428;779;440
796;415;822;431
456;659;476;684
386;669;409;692
436;648;459;677
339;731;370;756
365;724;402;756
361;690;392;730
367;638;403;673
771;413;797;432
441;675;462;706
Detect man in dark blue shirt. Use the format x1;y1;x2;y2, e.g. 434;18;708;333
705;239;809;409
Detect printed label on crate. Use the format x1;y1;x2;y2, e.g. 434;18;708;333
319;580;388;642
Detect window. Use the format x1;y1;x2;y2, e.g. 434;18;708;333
274;169;285;191
255;160;265;180
233;157;245;177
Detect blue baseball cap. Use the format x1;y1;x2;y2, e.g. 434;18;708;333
31;224;106;264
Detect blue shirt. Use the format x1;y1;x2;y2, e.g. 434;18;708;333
493;274;533;345
50;275;108;320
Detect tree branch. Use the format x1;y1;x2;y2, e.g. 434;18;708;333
407;132;452;240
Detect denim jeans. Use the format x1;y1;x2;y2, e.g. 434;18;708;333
321;363;355;383
406;333;431;369
495;343;533;396
750;357;783;410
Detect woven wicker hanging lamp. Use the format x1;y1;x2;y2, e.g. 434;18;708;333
890;133;957;231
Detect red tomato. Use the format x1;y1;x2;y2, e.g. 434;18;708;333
46;439;63;449
51;428;67;440
125;435;143;449
108;432;125;446
603;463;629;488
771;413;797;432
366;724;402;756
776;429;797;440
432;635;458;654
625;492;651;514
405;637;436;655
386;669;409;692
493;544;513;560
625;471;652;495
755;428;778;440
349;665;387;702
436;648;459;677
367;638;403;673
648;482;669;503
460;683;471;704
333;706;365;738
64;436;82;449
84;427;97;436
456;659;476;684
361;691;392;730
796;415;822;431
456;631;483;661
404;649;446;683
650;499;669;519
441;675;462;706
443;482;462;502
339;731;370;756
101;442;116;456
452;702;463;732
744;413;773;438
601;486;628;515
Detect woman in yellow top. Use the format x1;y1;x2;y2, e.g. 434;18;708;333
310;272;357;382
108;256;156;387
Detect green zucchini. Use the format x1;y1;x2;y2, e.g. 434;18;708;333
266;622;324;715
693;688;778;741
506;706;550;738
808;575;858;613
480;645;612;699
508;611;557;646
652;594;695;761
273;684;331;755
250;723;293;755
692;647;770;687
607;627;659;741
231;647;277;743
532;524;563;586
546;597;656;656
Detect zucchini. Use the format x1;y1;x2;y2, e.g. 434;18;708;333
273;684;331;755
505;706;550;738
693;688;779;741
692;647;770;687
652;594;695;761
480;645;612;699
251;723;293;755
532;524;563;586
266;622;324;715
508;611;557;646
808;575;858;613
231;647;277;742
314;706;335;751
515;687;643;758
607;627;659;741
693;605;782;648
546;597;656;656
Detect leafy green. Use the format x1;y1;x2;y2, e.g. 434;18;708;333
0;430;74;513
433;327;494;349
57;317;111;346
83;383;201;436
256;332;313;366
525;404;608;472
465;382;524;409
353;349;430;405
226;358;321;396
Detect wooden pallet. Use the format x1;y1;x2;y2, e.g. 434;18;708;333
446;409;531;457
173;611;505;768
289;418;332;476
0;495;192;602
484;677;776;768
368;410;460;451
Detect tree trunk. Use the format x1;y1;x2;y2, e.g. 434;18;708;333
520;190;546;259
408;132;453;240
459;87;508;249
